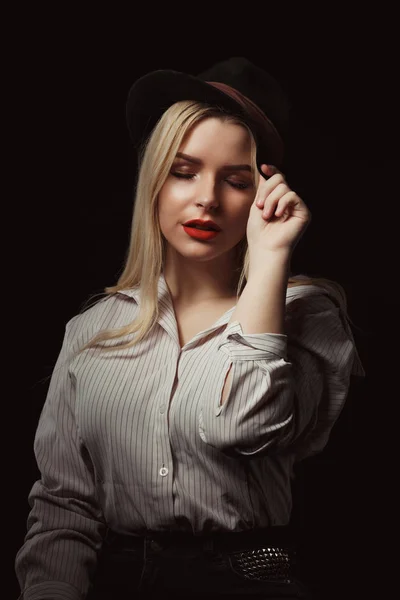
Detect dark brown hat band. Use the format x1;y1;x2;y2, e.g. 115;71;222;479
207;81;284;165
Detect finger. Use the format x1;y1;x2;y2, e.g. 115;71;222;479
256;175;286;208
256;165;286;207
262;183;291;218
274;192;301;218
263;192;301;221
254;166;271;206
260;164;281;177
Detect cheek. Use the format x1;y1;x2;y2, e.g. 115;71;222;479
158;183;187;214
157;188;183;232
157;186;172;215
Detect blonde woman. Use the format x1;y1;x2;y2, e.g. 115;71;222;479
16;57;365;600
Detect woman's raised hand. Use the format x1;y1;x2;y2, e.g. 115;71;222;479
246;164;311;260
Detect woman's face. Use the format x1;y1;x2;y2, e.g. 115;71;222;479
157;117;255;264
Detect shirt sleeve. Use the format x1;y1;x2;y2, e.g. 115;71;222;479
284;290;365;460
15;317;107;600
198;289;365;460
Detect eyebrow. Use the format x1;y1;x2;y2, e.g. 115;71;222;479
175;152;251;172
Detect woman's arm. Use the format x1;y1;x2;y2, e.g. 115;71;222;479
16;318;107;600
221;251;291;405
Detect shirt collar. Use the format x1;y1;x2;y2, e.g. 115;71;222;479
116;270;169;305
116;271;236;349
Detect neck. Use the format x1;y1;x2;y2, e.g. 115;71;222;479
163;251;241;306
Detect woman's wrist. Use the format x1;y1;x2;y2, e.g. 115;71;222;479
247;248;292;283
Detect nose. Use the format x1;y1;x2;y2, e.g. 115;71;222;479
195;177;219;211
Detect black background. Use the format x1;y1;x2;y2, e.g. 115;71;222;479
12;8;398;600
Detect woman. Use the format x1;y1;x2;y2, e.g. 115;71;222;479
16;57;365;599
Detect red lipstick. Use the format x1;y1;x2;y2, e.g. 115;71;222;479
182;218;222;241
183;226;220;240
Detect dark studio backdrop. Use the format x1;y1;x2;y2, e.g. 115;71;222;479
13;17;398;600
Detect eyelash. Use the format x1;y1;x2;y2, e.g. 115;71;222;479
171;172;250;190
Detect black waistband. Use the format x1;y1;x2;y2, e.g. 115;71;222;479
104;526;295;553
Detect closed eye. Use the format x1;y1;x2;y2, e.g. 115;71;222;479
171;172;251;190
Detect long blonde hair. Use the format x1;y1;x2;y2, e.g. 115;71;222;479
72;100;360;357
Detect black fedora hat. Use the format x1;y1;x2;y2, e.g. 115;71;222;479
126;57;290;174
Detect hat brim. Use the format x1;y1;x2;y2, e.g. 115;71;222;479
126;70;284;174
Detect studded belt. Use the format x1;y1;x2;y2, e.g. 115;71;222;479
227;546;293;582
103;526;295;583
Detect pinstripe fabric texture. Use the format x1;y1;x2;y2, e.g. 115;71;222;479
16;272;365;599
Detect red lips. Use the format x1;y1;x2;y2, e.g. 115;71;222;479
182;225;221;241
182;219;222;232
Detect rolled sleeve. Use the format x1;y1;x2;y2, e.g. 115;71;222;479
217;320;288;360
19;580;83;600
16;318;106;599
199;321;295;456
199;291;365;461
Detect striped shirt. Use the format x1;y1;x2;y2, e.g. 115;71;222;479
16;272;365;599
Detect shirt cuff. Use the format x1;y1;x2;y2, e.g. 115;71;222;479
217;320;288;361
20;581;83;600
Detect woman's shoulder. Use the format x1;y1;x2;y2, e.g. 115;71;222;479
286;273;345;312
65;291;138;346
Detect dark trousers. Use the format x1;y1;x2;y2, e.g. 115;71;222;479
87;528;320;599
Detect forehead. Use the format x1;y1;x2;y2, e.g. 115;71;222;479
178;117;252;158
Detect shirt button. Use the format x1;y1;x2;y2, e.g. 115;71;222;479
159;466;169;477
159;404;165;414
